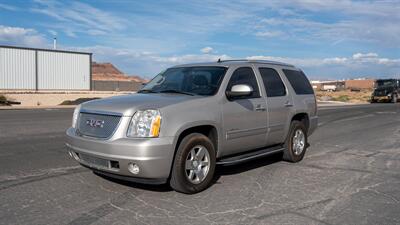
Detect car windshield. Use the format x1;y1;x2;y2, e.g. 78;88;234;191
376;80;395;87
139;66;228;96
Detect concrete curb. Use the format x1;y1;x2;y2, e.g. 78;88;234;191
318;102;370;107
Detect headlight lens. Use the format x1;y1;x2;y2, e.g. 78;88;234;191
127;109;161;137
72;105;81;128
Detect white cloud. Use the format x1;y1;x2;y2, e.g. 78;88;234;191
0;25;48;47
73;45;400;79
151;53;230;64
48;29;57;36
80;45;230;64
351;52;400;66
200;47;214;54
352;53;378;60
87;29;107;36
322;57;348;65
0;3;18;11
247;53;400;68
248;1;400;46
255;30;284;37
254;16;400;46
31;0;125;37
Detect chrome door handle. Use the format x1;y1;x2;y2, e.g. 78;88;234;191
284;101;293;107
255;104;266;111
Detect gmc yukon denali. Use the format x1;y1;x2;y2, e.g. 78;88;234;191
66;60;318;194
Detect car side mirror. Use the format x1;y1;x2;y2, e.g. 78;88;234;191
226;84;253;99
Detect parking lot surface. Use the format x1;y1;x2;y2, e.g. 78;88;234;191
1;103;399;225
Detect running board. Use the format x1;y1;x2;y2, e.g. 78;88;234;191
216;145;284;166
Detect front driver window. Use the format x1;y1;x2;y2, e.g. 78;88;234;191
226;67;260;99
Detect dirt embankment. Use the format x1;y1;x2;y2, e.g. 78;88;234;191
1;92;128;107
316;90;372;103
92;62;148;83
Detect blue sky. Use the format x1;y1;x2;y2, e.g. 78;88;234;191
0;0;399;79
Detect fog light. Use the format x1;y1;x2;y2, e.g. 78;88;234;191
128;163;140;174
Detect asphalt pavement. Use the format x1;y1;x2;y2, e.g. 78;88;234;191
0;103;400;225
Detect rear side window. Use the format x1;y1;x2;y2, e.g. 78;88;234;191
259;68;286;97
282;69;314;95
226;67;260;99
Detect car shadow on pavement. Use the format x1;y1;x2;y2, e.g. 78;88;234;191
93;171;173;192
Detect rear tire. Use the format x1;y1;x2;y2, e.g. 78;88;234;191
170;133;216;194
283;121;308;163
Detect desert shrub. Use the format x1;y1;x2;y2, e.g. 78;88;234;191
0;95;6;102
59;98;99;105
332;95;350;102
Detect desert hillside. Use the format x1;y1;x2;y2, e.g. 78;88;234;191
92;62;148;83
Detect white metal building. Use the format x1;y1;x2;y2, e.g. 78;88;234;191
0;45;92;90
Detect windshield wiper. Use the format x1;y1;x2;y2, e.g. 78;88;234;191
158;89;195;96
138;89;158;94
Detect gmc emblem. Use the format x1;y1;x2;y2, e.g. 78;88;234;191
86;119;104;128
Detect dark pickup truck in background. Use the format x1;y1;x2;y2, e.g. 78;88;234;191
371;79;400;103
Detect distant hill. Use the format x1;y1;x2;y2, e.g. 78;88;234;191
92;62;148;83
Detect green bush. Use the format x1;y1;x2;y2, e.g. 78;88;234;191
0;95;6;102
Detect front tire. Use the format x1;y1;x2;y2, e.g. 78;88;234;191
283;121;308;163
170;133;216;194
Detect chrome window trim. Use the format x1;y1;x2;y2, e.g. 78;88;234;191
80;109;123;117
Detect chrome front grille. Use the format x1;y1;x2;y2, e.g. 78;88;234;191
77;112;121;138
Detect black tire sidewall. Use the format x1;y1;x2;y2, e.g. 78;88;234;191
170;133;216;194
283;121;308;162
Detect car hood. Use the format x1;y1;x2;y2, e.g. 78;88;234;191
80;93;200;116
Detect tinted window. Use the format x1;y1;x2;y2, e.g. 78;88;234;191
282;69;314;95
226;67;260;99
141;66;227;96
259;68;286;97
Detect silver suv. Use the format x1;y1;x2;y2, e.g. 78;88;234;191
66;60;318;194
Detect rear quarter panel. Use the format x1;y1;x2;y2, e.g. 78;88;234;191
278;67;317;136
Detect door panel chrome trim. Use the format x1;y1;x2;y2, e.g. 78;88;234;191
226;127;268;140
268;124;284;132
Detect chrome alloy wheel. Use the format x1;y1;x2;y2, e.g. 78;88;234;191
292;129;305;155
185;145;210;184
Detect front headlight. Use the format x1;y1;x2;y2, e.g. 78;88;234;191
127;109;161;137
72;105;81;128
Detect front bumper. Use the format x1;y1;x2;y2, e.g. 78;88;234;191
372;96;391;101
66;127;175;184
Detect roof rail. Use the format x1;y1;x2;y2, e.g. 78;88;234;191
217;59;294;67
